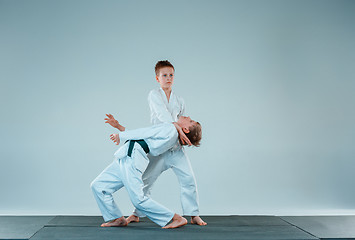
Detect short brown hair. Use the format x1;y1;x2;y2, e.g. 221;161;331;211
155;60;175;75
186;122;202;147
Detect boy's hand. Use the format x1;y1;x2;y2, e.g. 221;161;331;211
173;122;192;146
105;114;120;129
105;114;125;131
110;133;120;145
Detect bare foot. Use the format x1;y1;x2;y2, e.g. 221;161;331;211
162;214;187;229
101;216;128;227
191;216;207;226
126;214;140;224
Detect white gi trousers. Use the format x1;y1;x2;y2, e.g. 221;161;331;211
133;147;199;217
91;143;175;227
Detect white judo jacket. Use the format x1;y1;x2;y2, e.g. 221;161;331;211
113;123;179;172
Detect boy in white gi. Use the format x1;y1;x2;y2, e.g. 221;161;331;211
91;115;202;229
107;60;206;225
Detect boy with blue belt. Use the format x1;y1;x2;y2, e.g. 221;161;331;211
91;116;202;228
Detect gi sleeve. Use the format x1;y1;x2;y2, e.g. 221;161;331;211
145;124;179;156
118;125;157;143
118;123;173;142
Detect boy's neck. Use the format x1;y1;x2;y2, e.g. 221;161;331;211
161;87;172;102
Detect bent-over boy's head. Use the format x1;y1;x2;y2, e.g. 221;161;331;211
155;60;175;90
177;116;202;147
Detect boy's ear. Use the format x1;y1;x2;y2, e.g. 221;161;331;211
156;75;160;83
182;127;190;134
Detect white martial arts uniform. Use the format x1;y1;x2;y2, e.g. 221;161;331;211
91;123;180;227
133;88;199;217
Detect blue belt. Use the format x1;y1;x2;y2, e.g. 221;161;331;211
126;139;150;157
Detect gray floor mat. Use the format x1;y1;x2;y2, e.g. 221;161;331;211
0;216;54;240
281;216;355;239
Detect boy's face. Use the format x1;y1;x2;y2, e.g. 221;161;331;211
156;67;174;90
177;116;196;133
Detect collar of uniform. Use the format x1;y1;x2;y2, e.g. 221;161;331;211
159;87;174;104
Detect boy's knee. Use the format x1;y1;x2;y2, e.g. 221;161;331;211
90;180;100;193
131;195;148;209
142;175;158;189
180;176;196;189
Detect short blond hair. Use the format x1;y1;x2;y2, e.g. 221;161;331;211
186;122;202;147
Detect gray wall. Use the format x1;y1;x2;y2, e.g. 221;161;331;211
1;0;354;216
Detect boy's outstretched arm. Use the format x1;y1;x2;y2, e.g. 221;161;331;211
105;114;125;131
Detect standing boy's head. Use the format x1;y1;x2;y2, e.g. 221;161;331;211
155;60;175;90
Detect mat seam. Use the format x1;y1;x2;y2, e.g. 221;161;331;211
28;216;56;240
279;217;320;240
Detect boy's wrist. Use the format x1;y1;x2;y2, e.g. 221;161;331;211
117;122;125;131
